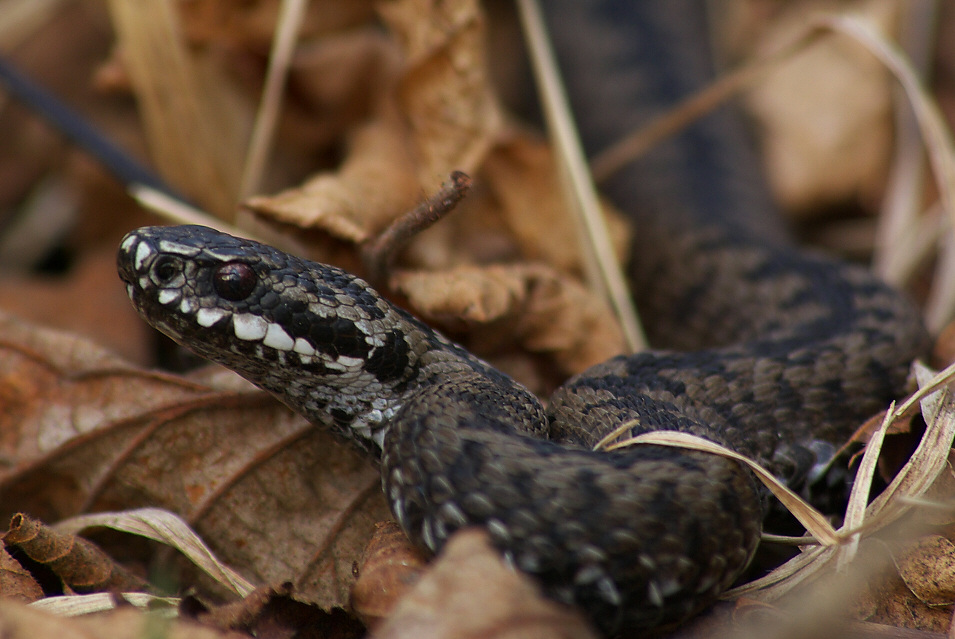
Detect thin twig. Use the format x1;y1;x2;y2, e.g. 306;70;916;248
360;171;472;286
590;30;827;183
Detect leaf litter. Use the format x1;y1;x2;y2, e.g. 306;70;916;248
0;0;954;638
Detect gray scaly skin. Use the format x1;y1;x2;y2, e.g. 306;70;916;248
116;2;931;635
117;221;927;635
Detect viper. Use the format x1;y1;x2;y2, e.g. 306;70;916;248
116;1;930;635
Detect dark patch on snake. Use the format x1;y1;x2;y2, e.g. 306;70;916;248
116;2;931;636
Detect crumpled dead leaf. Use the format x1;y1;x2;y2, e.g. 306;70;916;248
894;535;955;608
0;310;390;611
481;134;630;275
248;0;502;238
853;538;955;633
0;545;43;603
244;0;628;386
3;513;148;595
246;118;420;243
350;521;428;629
392;263;625;375
190;582;365;639
734;0;899;212
370;529;597;639
379;0;503;193
0;599;249;639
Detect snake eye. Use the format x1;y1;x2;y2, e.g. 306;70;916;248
152;255;182;285
214;262;257;301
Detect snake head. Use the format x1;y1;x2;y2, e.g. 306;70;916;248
117;224;423;450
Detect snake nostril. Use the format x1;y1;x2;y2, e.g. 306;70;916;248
214;262;257;301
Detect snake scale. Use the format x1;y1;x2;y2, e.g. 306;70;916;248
116;2;930;635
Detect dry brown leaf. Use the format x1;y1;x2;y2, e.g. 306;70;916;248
895;535;955;607
391;263;625;375
281;28;404;151
482;135;630;274
246;118;420;242
379;0;503;192
0;310;390;610
246;0;501;239
0;545;43;602
0;599;249;639
54;508;255;596
0;247;151;366
3;513;147;595
192;582;365;638
740;0;900;212
371;529;597;639
855;566;953;632
351;521;428;629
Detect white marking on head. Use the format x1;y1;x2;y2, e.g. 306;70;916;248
120;234;137;253
196;307;229;327
263;323;294;351
158;289;180;306
293;338;315;356
233;313;268;341
372;428;387;449
134;242;152;269
158;240;201;257
337;355;363;368
179;297;197;314
125;283;135;298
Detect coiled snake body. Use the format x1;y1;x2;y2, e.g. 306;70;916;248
117;2;930;635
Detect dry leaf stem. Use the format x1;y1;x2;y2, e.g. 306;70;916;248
361;171;472;286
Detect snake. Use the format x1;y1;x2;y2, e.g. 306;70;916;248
115;2;930;636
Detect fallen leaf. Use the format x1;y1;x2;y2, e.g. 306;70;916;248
0;247;151;366
855;564;953;633
2;513;147;594
895;535;955;607
379;0;503;192
192;582;365;639
350;521;428;629
0;599;249;639
246;0;501;237
370;529;597;639
391;263;625;376
932;318;955;368
482;135;630;274
245;118;420;242
0;310;391;610
0;545;43;603
740;0;899;212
